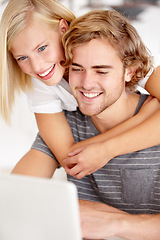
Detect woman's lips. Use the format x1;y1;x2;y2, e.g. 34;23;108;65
37;65;55;80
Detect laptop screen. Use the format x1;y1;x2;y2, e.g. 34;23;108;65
0;174;82;240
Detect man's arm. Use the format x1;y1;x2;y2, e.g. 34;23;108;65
79;200;160;240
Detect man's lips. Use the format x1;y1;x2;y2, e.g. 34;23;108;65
80;91;102;99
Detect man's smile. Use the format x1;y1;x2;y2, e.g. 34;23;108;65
82;92;102;98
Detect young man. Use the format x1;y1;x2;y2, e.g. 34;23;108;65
13;10;160;239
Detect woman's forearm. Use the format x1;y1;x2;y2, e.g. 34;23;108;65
103;109;160;158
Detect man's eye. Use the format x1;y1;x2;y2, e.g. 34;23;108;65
38;45;47;52
17;56;27;61
71;67;83;72
97;71;108;75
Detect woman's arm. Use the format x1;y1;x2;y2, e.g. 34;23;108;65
12;96;160;179
64;97;160;178
34;95;160;180
35;112;75;168
11;148;58;178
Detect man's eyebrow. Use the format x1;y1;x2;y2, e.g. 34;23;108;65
71;62;83;67
72;62;113;69
92;65;112;69
71;63;113;69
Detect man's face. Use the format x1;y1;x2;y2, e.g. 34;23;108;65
69;38;130;116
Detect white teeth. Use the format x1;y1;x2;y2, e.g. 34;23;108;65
38;65;54;77
83;92;101;98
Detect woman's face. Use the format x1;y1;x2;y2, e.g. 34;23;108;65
11;19;68;86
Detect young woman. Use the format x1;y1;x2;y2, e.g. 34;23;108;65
0;0;160;179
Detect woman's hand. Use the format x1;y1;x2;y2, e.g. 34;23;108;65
62;141;114;179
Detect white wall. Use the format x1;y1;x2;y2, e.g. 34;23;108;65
0;1;160;172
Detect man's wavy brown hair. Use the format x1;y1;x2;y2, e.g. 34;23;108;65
62;9;153;90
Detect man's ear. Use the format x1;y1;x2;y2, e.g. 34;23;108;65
124;66;136;82
59;19;69;34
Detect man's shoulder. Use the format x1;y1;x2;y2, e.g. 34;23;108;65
63;108;87;121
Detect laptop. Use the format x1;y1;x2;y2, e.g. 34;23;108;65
0;173;82;240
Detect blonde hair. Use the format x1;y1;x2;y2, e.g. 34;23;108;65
0;0;75;122
63;9;153;90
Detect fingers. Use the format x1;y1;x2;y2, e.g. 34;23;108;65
68;147;83;157
64;157;93;179
63;156;77;169
65;164;86;179
62;150;95;179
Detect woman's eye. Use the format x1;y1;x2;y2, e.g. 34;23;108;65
38;45;47;52
17;56;27;61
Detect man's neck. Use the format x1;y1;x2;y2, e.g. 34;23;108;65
91;91;140;133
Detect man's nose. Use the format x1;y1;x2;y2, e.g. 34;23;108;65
81;71;95;90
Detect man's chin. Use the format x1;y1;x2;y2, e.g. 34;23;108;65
78;106;97;116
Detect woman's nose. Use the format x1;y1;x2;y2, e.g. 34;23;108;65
30;56;44;73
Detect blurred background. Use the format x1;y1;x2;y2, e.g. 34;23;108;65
0;0;160;173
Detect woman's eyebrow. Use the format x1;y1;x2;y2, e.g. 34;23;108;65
33;41;45;51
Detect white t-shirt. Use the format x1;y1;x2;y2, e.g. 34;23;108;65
138;75;149;89
136;67;154;90
26;78;78;113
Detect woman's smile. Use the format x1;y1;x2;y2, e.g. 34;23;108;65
37;64;55;80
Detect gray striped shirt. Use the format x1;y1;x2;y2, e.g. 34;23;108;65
32;94;160;214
